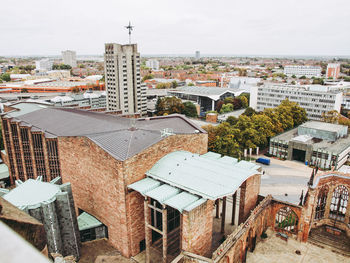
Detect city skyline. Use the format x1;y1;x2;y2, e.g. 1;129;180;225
1;0;349;57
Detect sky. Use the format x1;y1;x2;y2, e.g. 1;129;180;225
1;0;350;57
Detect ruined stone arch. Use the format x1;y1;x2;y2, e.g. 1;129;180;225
275;206;298;234
329;185;349;222
314;185;329;220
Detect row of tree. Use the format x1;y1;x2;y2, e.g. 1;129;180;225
203;99;307;157
155;97;198;117
216;94;249;114
53;64;72;70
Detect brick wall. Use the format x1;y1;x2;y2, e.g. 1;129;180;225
182;200;214;257
58;133;208;258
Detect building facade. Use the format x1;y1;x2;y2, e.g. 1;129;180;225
195;51;200;60
326;63;340;79
283;65;322;77
104;43;147;115
250;84;343;120
145;59;159;71
35;59;53;71
61;50;77;68
269;121;350;169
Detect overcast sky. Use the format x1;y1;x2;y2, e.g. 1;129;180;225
1;0;350;56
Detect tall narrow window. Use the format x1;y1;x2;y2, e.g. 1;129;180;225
315;186;329;220
46;139;60;179
11;123;24;181
20;128;34;179
275;207;298;233
329;185;348;222
32;133;47;181
2;119;15;181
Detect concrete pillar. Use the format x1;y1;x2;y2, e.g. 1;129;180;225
144;198;151;263
41;201;63;254
211;100;215;111
28;129;38;179
231;192;236;225
221;197;226;234
162;205;167;263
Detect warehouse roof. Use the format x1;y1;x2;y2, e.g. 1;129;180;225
129;151;260;213
3;103;205;161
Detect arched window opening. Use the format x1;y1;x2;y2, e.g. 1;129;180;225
329;185;348;222
315;186;329;220
275;207;298;233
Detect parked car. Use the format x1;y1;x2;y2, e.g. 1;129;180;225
256;157;270;165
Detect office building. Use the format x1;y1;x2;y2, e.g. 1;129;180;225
269;121;350;169
283;65;321;77
2;178;81;259
104;43;146;114
145;59;159;70
195;50;200;60
326;63;340;79
250;84;342;120
61;50;77;68
35;59;53;71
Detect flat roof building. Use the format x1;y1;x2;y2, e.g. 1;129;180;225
283;65;321;78
269;121;350;169
250;84;343;120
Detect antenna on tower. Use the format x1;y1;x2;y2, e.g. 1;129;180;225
125;21;134;44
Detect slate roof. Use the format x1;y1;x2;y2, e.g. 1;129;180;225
3;103;205;161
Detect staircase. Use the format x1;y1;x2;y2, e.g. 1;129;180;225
308;226;350;257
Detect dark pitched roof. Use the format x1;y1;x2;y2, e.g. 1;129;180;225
6;106;205;161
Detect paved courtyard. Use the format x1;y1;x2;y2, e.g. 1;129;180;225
256;156;313;204
247;229;349;263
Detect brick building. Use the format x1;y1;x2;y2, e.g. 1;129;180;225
0;102;265;261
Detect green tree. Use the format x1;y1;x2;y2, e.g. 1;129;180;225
171;80;178;89
299;75;306;79
182;102;197;117
188;83;195;86
156;97;184;116
242;107;257;117
21;88;28;93
238;95;248;108
220;103;233;114
321;110;339;123
0;73;11;82
312;78;324;85
142;74;154;82
291;75;296;78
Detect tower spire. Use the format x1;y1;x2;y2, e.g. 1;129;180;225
125;21;134;44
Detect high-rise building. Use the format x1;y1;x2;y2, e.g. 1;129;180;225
195;50;200;60
104;43;146;114
61;50;77;67
145;59;159;70
326;63;340;79
35;59;53;71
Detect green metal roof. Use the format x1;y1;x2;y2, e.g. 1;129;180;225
145;184;180;203
78;212;103;231
145;151;259;200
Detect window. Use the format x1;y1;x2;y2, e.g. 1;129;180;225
2;119;15;180
20;128;34;179
32;133;47;181
46;139;61;179
167;206;180;232
275;207;298;233
315;186;328;220
329;185;348;221
11;123;24;181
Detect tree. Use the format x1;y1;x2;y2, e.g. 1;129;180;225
215;100;224;112
171;80;178;89
321;110;339;123
291;75;296;79
226;116;238;126
238;95;248;108
223;97;234;104
312;78;324;85
53;64;72;70
299;75;306;79
263;108;283;134
242;107;257;117
142;74;154;82
182;102;197;117
0;73;11;82
188;83;195;86
156;96;184;116
251;114;274;147
220;103;233;114
21;88;28;93
232;98;242;110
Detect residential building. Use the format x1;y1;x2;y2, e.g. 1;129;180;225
50;91;106;110
195;51;200;60
326;63;340;79
168;86;244;114
104;43;146;115
269;121;350;169
250;84;343;120
145;59;159;70
283;65;321;77
61;50;77;68
2;178;81;259
35;59;53;71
